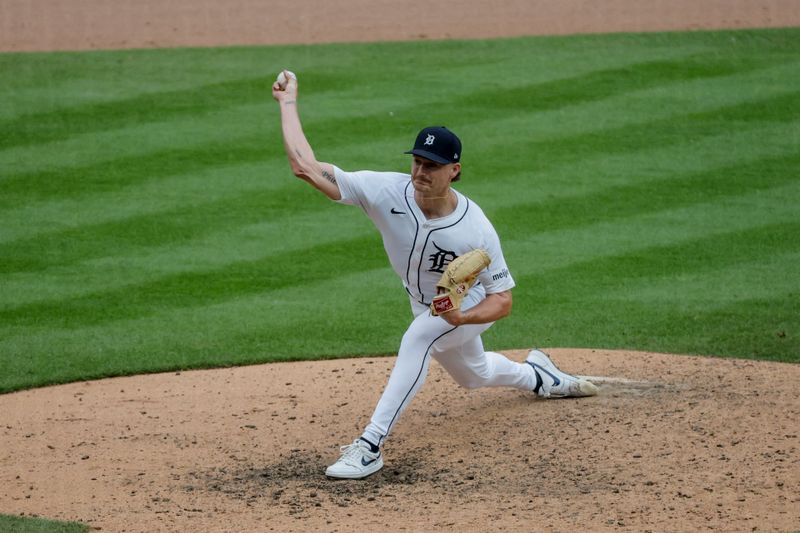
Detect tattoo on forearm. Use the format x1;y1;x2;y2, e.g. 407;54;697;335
283;100;296;105
322;170;337;184
294;149;305;160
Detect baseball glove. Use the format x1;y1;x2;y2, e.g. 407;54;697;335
430;248;491;316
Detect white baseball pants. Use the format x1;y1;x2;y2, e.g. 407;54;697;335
361;294;536;447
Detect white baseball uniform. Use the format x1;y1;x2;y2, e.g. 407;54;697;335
333;166;537;447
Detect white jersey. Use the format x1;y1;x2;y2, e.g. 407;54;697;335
334;167;515;307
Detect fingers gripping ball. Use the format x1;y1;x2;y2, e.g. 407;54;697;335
430;249;491;316
275;70;296;90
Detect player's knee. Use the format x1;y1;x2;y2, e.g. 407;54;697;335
453;367;493;389
457;376;485;389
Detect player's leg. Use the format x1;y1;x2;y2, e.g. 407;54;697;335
325;310;455;479
361;311;457;446
430;325;535;390
430;292;597;397
432;333;598;397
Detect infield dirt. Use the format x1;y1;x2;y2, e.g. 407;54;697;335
2;350;799;531
1;1;799;532
1;0;799;52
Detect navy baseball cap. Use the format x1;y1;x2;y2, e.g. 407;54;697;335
405;126;462;164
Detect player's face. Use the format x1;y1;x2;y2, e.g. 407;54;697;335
411;156;460;195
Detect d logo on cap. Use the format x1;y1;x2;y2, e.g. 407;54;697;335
405;126;462;165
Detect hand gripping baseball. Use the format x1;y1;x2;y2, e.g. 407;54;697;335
430;249;491;316
272;70;297;101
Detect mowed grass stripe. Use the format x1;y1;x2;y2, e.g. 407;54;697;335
0;179;335;273
8;220;794;390
5;36;792;147
0;268;407;392
501;221;800;360
600;250;800;304
1;153;795;324
1;41;791;178
3;86;797;246
503;179;800;276
0;235;386;331
311;56;800;151
2;56;796;234
4;27;793;99
0;124;794;319
3;102;795;266
4;176;796;335
0;39;496;120
465;91;800;200
0;160;288;245
496;293;798;362
0;76;280;150
3;115;792;298
3;220;796;391
0;45;369;120
2;145;795;306
5;67;795;214
227;228;800;361
492;151;800;235
0;70;362;150
1;46;746;150
0;101;275;178
236;51;789;153
514;222;800;300
1;119;795;311
5;54;796;204
1;210;372;308
461;53;776;112
634;292;797;360
0;137;284;209
1;28;798;393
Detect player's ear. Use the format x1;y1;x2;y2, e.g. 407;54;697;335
450;162;461;182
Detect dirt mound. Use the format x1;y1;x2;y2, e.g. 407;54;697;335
2;349;798;531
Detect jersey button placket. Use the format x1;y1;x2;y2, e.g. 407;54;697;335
409;231;428;300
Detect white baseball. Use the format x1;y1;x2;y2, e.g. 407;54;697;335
276;70;296;90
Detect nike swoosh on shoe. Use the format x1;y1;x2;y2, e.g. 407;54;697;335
528;362;561;386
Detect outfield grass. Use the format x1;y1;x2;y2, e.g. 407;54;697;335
0;28;798;393
0;514;88;533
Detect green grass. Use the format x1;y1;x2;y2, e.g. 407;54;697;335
1;28;799;395
0;514;88;533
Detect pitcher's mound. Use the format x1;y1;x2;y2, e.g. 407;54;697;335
1;348;798;531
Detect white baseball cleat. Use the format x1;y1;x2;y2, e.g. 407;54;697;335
525;349;599;398
325;439;384;479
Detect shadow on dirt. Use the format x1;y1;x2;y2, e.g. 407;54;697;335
185;448;451;509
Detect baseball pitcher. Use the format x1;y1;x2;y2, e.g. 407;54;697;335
272;70;598;479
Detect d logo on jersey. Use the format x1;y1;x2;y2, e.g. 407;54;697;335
428;242;457;273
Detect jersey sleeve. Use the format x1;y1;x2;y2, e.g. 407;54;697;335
333;166;372;208
477;224;515;294
333;166;407;208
